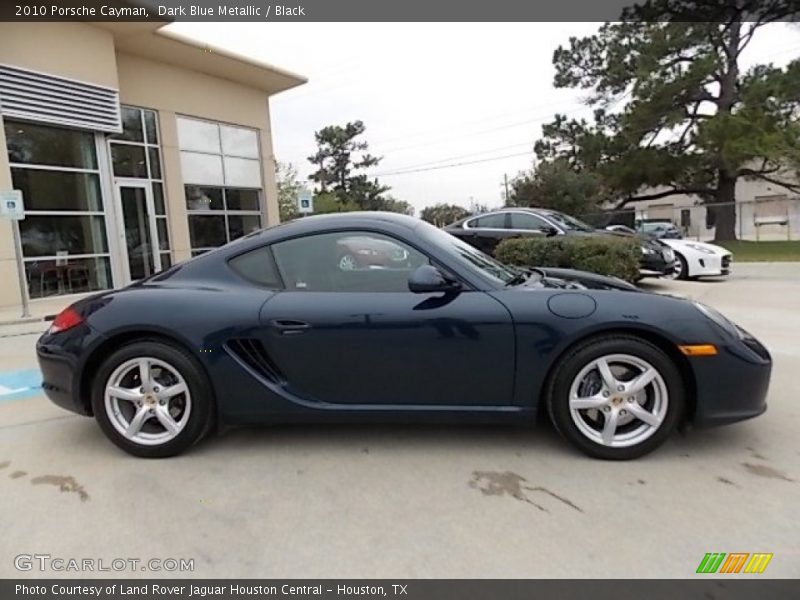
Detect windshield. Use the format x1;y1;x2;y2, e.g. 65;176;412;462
418;222;518;285
541;210;594;232
641;221;672;232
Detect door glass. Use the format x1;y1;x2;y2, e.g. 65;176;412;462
120;187;155;280
271;232;429;292
469;213;507;228
509;212;549;230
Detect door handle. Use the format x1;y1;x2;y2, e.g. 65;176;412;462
270;319;312;335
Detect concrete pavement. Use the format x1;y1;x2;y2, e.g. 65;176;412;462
0;263;798;578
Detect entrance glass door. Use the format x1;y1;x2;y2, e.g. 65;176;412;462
116;182;160;282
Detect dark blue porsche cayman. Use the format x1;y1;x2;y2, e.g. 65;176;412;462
36;213;771;459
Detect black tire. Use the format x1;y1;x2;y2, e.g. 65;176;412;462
91;339;215;458
546;335;685;460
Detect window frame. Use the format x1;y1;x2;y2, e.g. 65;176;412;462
5;118;114;299
186;185;263;253
108;106;172;268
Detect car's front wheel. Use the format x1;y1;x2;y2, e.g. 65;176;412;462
547;335;684;460
670;252;689;280
91;340;214;458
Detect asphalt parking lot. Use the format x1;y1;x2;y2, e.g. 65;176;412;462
0;262;798;579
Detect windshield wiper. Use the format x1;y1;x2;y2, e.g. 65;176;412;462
505;268;531;287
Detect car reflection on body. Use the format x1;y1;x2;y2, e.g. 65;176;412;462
336;235;411;270
37;212;770;460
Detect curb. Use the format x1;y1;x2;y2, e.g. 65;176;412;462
0;315;54;327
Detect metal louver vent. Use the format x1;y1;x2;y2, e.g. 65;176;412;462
227;338;286;384
0;64;121;133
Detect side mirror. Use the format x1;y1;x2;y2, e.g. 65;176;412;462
408;265;461;294
538;225;559;237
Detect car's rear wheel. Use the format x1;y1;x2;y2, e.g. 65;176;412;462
547;335;684;460
91;340;214;458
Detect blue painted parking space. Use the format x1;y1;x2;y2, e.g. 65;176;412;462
0;369;42;403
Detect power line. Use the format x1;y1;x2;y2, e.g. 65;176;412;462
372;151;534;177
371;141;534;172
377;105;589;154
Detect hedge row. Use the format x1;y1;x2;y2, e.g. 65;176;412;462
494;235;641;282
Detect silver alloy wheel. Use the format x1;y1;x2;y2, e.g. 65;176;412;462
104;357;191;446
568;353;668;448
668;256;684;279
338;254;357;270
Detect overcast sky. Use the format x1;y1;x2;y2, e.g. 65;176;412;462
167;22;800;214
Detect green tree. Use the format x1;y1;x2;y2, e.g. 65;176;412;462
378;195;415;216
536;2;800;241
275;161;302;222
420;203;471;226
307;120;390;209
312;191;360;214
508;160;604;219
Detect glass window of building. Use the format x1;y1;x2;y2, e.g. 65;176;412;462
5;120;112;299
109;107;171;270
177;116;263;255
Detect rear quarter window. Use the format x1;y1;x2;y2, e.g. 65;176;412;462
228;247;282;288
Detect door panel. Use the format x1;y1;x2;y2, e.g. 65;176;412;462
258;290;515;406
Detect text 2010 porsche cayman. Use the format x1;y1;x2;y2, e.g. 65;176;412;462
37;213;771;459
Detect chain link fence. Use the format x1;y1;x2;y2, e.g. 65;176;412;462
584;195;800;241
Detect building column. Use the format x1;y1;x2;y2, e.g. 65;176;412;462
158;110;192;262
260;100;280;226
0;115;25;309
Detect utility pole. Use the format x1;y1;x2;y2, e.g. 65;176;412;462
503;173;510;206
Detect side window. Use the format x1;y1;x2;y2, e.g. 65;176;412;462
468;213;507;229
229;247;282;288
509;212;550;231
271;232;430;293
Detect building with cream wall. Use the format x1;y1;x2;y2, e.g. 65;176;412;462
0;22;305;309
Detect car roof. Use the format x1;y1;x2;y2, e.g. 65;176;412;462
246;211;422;240
445;207;563;228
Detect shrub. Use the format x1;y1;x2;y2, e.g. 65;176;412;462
494;235;641;282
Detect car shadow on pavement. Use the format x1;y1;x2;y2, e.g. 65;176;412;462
184;418;761;463
14;412;765;464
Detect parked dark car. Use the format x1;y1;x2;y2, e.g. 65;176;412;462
636;219;683;239
443;208;675;278
37;212;770;460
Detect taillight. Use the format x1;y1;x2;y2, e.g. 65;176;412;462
49;307;84;334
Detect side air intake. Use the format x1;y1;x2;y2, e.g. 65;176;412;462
226;338;285;384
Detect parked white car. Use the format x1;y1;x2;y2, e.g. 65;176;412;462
606;226;732;280
660;238;732;279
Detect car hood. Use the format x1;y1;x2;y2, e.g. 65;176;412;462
518;268;640;291
659;239;729;255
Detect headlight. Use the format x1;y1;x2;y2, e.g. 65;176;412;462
693;301;743;338
685;243;716;255
641;246;655;255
